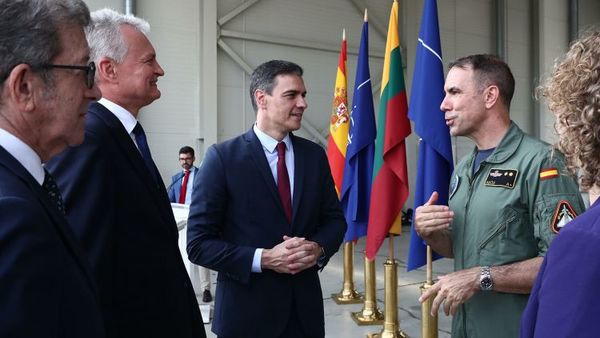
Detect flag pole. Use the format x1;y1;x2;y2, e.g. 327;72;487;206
351;254;384;326
332;27;363;305
420;245;438;338
367;258;407;338
388;233;394;260
427;245;433;284
332;241;363;304
364;0;411;265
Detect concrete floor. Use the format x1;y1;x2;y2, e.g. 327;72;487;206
186;226;455;338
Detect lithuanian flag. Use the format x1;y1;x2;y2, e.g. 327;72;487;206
326;30;349;197
365;0;411;260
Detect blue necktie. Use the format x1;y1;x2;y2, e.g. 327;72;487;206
43;169;66;215
132;122;158;182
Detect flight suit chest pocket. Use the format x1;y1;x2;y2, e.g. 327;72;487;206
478;208;533;265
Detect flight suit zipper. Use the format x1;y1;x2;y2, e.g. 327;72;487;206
461;159;486;334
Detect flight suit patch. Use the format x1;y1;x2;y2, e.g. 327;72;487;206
484;168;518;189
540;167;559;180
551;200;577;233
450;175;460;199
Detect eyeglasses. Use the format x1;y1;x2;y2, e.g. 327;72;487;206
39;62;96;89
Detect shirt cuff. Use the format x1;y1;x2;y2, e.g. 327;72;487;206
317;246;326;268
251;248;263;273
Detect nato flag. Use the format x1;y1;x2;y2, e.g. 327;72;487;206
407;0;454;271
340;19;376;243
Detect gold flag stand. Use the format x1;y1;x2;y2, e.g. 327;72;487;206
420;245;438;338
368;235;407;338
332;241;363;304
351;254;384;325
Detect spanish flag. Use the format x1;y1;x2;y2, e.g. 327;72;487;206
365;0;411;260
326;30;349;198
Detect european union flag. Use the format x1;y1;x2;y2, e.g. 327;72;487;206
340;19;376;242
407;0;454;271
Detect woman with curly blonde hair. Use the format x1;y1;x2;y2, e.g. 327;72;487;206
521;29;600;338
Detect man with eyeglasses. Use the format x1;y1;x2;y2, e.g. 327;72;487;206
168;146;214;304
46;8;206;338
0;0;104;337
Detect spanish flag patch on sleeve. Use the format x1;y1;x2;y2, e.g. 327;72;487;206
540;167;559;180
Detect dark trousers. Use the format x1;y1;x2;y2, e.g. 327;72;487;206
218;298;311;338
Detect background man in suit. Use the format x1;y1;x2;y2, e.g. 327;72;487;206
187;60;347;338
0;0;104;336
46;8;205;338
168;145;213;303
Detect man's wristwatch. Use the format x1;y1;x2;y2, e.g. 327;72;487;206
480;266;493;291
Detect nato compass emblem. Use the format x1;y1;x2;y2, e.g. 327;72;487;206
450;175;460;199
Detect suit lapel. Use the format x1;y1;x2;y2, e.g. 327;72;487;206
90;104;158;192
290;133;304;225
244;129;286;216
0;147;98;292
173;171;184;201
89;103;177;235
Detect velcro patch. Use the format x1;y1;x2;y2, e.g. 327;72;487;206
540;167;559;180
484;168;518;189
551;200;577;233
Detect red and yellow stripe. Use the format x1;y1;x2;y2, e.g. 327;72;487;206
326;30;349;197
540;167;559;180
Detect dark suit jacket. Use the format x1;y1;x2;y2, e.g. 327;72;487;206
168;166;199;203
0;146;105;338
47;102;205;338
187;128;347;337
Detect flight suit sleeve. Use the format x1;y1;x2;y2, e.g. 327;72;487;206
528;150;585;256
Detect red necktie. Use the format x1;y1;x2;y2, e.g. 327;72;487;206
179;169;190;204
276;142;292;223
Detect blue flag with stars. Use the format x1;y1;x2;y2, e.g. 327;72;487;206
340;19;376;242
407;0;454;271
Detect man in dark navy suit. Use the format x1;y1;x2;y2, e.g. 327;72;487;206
0;0;104;337
168;145;213;303
46;8;205;338
187;60;347;338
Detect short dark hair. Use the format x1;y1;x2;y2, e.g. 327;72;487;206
178;146;194;157
0;0;91;87
449;54;515;108
249;60;303;111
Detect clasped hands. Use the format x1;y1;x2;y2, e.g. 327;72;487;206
262;235;322;274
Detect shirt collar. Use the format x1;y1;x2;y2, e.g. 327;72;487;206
483;122;525;164
183;165;196;173
0;128;44;184
252;123;292;153
98;98;138;134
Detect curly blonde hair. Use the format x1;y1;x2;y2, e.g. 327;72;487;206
539;29;600;190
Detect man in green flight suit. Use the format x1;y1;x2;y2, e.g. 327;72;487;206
415;54;585;338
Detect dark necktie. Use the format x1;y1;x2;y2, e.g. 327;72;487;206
179;169;190;204
132;122;158;182
276;142;292;223
43;169;65;215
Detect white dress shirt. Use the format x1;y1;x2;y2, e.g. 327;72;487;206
251;124;295;272
0;128;44;184
98;98;142;152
